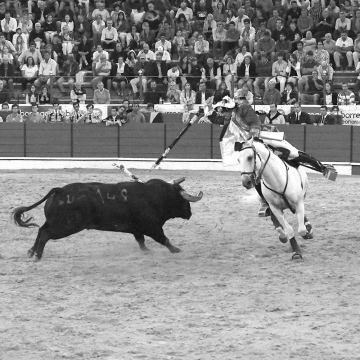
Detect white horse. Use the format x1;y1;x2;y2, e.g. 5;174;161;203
237;136;313;259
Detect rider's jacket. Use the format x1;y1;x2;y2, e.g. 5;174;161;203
231;104;262;136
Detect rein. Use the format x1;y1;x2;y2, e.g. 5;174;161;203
240;142;296;214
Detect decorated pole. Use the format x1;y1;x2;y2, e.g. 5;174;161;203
150;113;199;171
113;163;144;183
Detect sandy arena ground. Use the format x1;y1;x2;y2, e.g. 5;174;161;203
0;169;360;360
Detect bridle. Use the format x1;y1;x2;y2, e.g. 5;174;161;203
238;143;271;187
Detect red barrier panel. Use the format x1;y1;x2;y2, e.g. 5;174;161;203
0;123;24;157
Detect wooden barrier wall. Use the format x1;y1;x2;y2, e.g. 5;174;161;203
0;123;357;163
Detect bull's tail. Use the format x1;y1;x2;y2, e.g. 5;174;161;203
13;187;62;228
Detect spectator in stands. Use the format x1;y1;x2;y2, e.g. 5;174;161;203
272;19;289;42
249;8;265;31
139;21;156;48
213;1;226;22
327;0;340;20
195;80;213;104
1;11;16;41
57;52;79;95
104;107;123;126
69;100;86;122
111;42;127;64
253;52;272;100
175;2;193;22
194;33;209;64
309;0;323;26
166;80;181;103
0;32;15;52
265;103;287;124
288;102;312;125
281;82;298;104
188;56;202;90
83;103;100;123
297;8;313;36
298;50;319;93
19;13;33;42
180;82;196;122
137;42;155;61
334;31;354;70
271;51;288;94
93;81;110;104
253;31;275;63
111;56;131;97
0;55;14;100
34;51;57;90
6;104;23;122
314;105;335;125
91;53;112;90
26;103;45;122
235;83;253;104
222;55;236;94
92;15;105;47
74;14;91;41
222;21;239;56
34;1;51;25
288;23;302;52
155;33;171;54
337;82;356;105
237;55;256;93
172;30;186;59
286;1;301;24
212;21;227;60
47;98;66;122
155;45;171;62
352;32;360;69
130;54;150;99
29;22;46;49
334;11;353;40
92;1;109;21
202;57;221;90
314;41;330;65
77;34;92;70
234;45;252;66
25;84;39;104
300;70;323;104
263;79;282;105
352;10;360;35
275;33;291;60
126;103;146;123
317;60;333;82
286;53;300;87
101;18;118;50
145;79;162;104
39;86;51;104
302;31;317;53
152;52;168;91
267;9;282;34
330;105;343;124
238;18;255;54
324;82;337;105
312;9;334;41
70;82;86;104
167;62;181;87
43;14;57;43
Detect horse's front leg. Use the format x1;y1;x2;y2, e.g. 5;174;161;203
296;201;310;239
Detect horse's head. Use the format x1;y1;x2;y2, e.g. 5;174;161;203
236;137;261;189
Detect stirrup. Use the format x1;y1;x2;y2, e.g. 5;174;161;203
258;205;270;217
323;164;337;181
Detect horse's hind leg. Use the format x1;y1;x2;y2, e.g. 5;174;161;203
296;201;312;239
304;215;313;239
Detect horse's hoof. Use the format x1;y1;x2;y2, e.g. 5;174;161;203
33;254;41;262
27;250;34;258
292;252;303;260
276;227;288;243
169;246;181;254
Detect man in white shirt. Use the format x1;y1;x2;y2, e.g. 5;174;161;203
91;54;112;90
194;34;209;64
155;46;171;62
175;2;193;22
34;51;57;89
334;31;354;70
334;11;352;40
92;44;109;75
1;11;17;41
238;18;255;53
155;34;171;52
137;43;155;61
101;19;118;50
92;2;110;21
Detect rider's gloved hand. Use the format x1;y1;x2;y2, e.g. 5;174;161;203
250;128;260;138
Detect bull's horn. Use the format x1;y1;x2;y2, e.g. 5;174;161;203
180;190;203;202
169;177;186;185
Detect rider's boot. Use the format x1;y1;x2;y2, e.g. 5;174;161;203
255;183;270;217
295;151;337;180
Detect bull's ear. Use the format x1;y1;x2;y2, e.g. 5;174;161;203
168;177;186;185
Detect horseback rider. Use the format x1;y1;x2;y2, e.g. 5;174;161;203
196;94;337;216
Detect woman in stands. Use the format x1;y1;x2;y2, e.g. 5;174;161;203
77;34;92;70
125;49;137;69
286;53;301;87
117;12;130;47
213;1;226;22
126;24;140;50
176;13;192;38
203;13;216;42
179;55;191;89
39;86;51;104
237;55;256;94
25;85;39;104
180;82;196;123
92;14;105;47
14;35;27;68
111;56;131;97
43;14;57;43
21;56;38;94
222;55;237;94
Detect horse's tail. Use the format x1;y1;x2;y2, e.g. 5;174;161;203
13;187;62;228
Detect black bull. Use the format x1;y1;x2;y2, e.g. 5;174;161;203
13;178;203;261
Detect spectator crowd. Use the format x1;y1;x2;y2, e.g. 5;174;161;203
0;0;359;123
